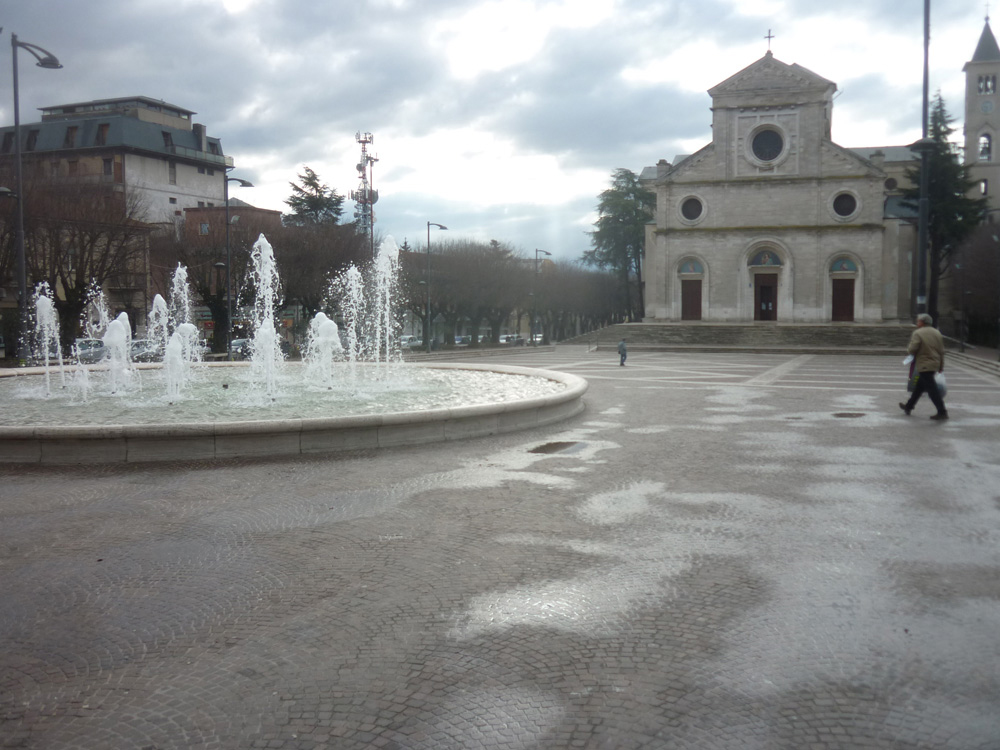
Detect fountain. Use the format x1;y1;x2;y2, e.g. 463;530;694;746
32;283;65;396
0;234;587;464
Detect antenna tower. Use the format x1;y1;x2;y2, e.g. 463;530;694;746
350;132;379;255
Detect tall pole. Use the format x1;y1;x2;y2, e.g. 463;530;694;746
533;248;551;345
10;33;61;365
426;222;446;353
223;175;253;359
915;0;931;317
12;34;27;364
224;177;231;359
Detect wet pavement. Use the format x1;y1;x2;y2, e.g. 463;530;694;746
2;348;999;749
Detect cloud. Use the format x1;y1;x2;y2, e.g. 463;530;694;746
0;0;988;259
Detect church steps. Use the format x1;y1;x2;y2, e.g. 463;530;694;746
570;323;912;353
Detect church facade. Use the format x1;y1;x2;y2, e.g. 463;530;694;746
640;50;918;324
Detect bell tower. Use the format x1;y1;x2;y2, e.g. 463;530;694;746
964;18;1000;211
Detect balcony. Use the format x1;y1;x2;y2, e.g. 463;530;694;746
169;144;234;168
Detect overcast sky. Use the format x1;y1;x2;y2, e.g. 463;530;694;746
0;0;989;260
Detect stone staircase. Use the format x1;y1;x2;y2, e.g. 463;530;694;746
562;323;1000;379
567;323;913;355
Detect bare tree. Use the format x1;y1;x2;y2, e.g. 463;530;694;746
21;177;151;343
150;210;279;351
274;222;370;323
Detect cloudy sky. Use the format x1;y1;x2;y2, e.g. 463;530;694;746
0;0;989;260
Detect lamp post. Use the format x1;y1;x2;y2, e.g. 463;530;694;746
10;33;62;365
533;249;551;345
914;0;931;318
426;221;447;353
993;233;1000;361
224;174;253;359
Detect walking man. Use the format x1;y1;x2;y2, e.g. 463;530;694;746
618;338;627;367
900;313;948;420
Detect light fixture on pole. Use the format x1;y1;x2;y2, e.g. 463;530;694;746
533;249;551;346
224;174;253;360
426;222;447;353
10;33;62;365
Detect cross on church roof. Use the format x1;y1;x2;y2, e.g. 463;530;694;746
765;28;775;50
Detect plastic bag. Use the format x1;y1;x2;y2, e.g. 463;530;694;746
935;372;947;398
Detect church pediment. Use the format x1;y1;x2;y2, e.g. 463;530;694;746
709;51;836;100
820;141;885;177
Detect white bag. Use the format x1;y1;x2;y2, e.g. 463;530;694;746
934;372;947;398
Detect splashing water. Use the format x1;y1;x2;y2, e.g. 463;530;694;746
372;236;400;372
169;264;193;329
247;234;284;399
303;312;344;390
339;264;364;377
148;294;170;357
33;282;65;395
83;282;112;340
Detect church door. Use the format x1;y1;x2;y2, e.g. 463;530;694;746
754;274;777;321
681;279;702;320
831;279;854;321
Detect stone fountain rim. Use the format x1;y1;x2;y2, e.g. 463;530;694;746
0;361;588;464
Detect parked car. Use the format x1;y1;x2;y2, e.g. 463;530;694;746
75;338;107;364
230;338;250;360
130;338;162;362
27;342;62;366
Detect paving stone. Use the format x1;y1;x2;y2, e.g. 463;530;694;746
1;349;998;748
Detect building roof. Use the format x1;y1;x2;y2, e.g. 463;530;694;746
39;96;196;119
849;146;917;163
971;20;1000;63
0;110;229;168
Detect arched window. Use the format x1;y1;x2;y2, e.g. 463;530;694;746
678;258;704;275
980;133;993;161
748;250;782;267
979;75;997;94
830;257;858;273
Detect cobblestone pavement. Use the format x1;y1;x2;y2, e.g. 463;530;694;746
2;348;999;749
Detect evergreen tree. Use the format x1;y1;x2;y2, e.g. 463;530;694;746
903;94;987;322
582;168;654;321
283;166;344;226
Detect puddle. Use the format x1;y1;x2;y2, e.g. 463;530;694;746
832;412;866;419
529;441;581;454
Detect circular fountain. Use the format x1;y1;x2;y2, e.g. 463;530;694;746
0;235;586;465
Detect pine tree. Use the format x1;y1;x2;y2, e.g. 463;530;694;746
903;94;987;322
283;167;344;226
583;168;654;322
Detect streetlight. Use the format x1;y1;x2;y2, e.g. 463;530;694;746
993;233;1000;362
10;33;62;365
224;174;253;359
426;221;447;353
913;0;931;317
533;248;551;345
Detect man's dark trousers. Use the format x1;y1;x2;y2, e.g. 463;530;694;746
904;371;945;413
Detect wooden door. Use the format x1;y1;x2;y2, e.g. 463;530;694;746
831;278;854;321
681;279;702;320
754;274;777;321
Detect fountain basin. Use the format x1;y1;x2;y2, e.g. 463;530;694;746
0;363;587;465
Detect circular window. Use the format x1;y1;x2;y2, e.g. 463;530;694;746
751;129;784;162
681;197;703;221
884;177;898;191
833;192;858;218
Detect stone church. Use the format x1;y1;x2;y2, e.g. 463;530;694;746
640;21;1000;325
